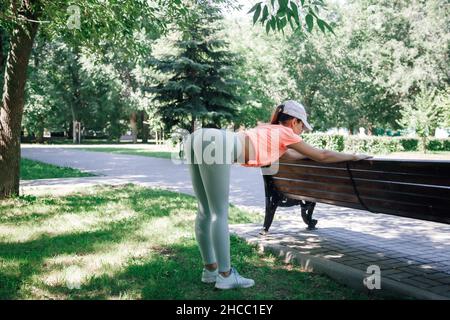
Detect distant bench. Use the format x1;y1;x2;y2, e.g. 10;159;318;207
261;158;450;233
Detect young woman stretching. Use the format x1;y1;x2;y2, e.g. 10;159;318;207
183;100;372;290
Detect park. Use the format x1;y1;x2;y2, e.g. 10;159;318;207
0;0;449;302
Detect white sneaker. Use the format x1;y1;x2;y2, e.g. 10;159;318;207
201;268;219;283
215;267;255;289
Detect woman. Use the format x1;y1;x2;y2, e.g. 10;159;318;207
183;100;372;290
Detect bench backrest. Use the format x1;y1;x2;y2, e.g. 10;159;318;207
269;158;450;224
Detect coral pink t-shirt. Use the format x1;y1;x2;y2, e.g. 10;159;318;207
241;123;302;167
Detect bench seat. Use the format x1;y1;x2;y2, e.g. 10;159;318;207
262;158;450;232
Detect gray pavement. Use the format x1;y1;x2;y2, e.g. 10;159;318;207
20;146;450;299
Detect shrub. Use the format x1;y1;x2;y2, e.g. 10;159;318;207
300;134;450;154
427;139;450;151
399;138;419;151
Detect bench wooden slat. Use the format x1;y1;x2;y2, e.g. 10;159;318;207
279;191;450;224
279;158;450;175
277;161;450;187
274;180;450;213
275;170;450;200
274;182;359;203
279;191;365;210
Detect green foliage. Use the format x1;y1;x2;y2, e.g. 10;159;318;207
399;138;419;152
0;1;179;54
343;136;401;154
249;0;333;35
302;133;345;151
8;0;450;140
301;133;450;154
151;1;242;132
23;36;130;141
435;88;450;128
427;139;450;152
224;19;297;128
281;0;449;133
398;88;445;138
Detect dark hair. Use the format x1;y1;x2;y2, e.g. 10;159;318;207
270;104;297;125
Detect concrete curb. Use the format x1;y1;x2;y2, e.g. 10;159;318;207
237;234;449;300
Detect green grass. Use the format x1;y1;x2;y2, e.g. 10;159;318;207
0;184;375;300
20;158;96;180
76;148;174;159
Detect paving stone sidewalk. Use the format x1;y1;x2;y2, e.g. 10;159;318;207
21;146;450;299
230;205;450;299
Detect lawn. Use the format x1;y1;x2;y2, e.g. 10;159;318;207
20;158;96;180
76;147;174;159
0;184;374;300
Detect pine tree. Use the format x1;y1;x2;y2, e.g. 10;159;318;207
151;0;242;133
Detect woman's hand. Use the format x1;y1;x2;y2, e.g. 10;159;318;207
352;154;373;161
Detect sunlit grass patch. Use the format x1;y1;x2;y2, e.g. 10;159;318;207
76;148;174;159
0;184;374;300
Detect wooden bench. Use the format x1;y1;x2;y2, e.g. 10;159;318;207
261;158;450;232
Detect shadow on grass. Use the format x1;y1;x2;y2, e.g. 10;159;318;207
0;184;370;300
0;227;131;299
1;184;195;224
0;185;195;299
42;237;370;300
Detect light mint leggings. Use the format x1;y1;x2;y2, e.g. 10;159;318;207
184;128;243;273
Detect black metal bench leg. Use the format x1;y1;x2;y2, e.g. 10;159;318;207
261;192;281;234
301;201;317;230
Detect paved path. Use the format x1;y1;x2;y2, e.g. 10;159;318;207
21;147;265;212
21;146;450;299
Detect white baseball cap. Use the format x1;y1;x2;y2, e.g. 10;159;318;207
282;100;313;132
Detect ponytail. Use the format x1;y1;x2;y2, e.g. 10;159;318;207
270;104;285;124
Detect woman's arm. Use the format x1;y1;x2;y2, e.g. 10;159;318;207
279;148;308;161
287;141;372;163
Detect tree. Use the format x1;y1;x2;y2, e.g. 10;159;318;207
0;0;329;198
278;0;449;133
223;18;298;129
23;36;131;143
151;1;243;133
0;0;182;198
342;0;449;132
398;87;448;152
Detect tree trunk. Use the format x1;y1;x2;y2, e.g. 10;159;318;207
130;111;138;144
72;121;81;144
0;8;39;198
36;128;44;143
141;110;149;143
191;116;196;133
0;29;4;102
0;29;5;75
68;46;83;144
